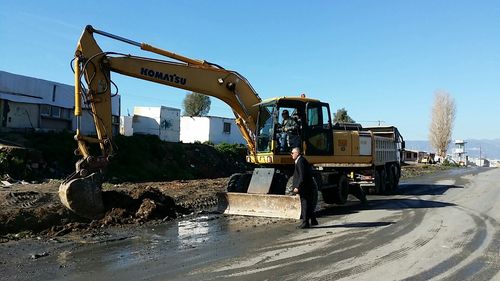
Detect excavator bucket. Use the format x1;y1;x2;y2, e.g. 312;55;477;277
217;193;301;219
217;168;302;219
58;172;105;219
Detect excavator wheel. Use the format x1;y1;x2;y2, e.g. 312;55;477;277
227;173;252;193
58;172;105;219
321;175;349;205
227;173;242;192
333;175;349;205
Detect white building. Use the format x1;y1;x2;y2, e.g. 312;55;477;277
475;158;490;167
180;116;245;144
133;106;180;142
120;116;133;136
453;140;468;165
0;70;120;134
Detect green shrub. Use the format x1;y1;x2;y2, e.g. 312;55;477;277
214;143;246;158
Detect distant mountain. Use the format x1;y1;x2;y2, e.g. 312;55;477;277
405;139;500;160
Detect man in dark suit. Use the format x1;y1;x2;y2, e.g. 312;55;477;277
291;147;318;228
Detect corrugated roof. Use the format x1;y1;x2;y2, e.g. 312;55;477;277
0;70;73;108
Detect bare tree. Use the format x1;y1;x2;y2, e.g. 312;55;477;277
429;91;456;158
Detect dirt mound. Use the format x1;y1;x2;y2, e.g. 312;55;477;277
0;132;250;183
99;187;188;225
0;178;227;239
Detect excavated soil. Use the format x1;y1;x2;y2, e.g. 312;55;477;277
0;178;227;241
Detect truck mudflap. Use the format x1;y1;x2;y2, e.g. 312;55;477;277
217;192;301;219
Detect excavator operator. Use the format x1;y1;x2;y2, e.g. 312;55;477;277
279;109;300;152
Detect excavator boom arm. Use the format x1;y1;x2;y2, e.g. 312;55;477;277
76;25;261;154
61;25;262;218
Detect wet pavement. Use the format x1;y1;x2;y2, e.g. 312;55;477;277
1;167;500;281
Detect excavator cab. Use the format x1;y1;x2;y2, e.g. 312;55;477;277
254;98;332;157
255;99;306;154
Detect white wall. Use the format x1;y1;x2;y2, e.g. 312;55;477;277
180;117;210;143
158;107;180;142
120;116;133;136
208;117;245;144
180;116;245;144
5;101;39;128
133;106;180;142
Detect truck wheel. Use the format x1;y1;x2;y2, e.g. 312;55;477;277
394;165;401;187
321;189;334;204
375;169;386;194
386;165;398;193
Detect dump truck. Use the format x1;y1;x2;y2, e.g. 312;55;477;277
59;25;405;219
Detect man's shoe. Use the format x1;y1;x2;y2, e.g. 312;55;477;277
297;221;310;229
310;218;319;226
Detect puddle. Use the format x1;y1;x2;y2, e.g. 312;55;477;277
176;215;213;249
37;213;291;281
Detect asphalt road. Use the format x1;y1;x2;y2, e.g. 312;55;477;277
2;167;499;281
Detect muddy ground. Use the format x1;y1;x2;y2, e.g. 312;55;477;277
0;165;446;242
0;178;227;241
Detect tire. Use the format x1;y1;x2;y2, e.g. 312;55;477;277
333;175;349;205
321;174;349;205
374;169;386;194
311;177;319;212
285;176;295;195
227;173;242;192
394;165;401;187
386;164;398;193
286;175;319;205
236;172;252;193
321;189;335;204
270;173;287;195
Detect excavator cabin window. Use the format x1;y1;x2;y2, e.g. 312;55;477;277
256;104;275;152
255;103;303;153
276;107;301;153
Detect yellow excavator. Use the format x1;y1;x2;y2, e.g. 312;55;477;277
59;25;404;220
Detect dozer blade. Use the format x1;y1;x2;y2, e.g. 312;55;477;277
58;172;104;219
217;192;301;219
